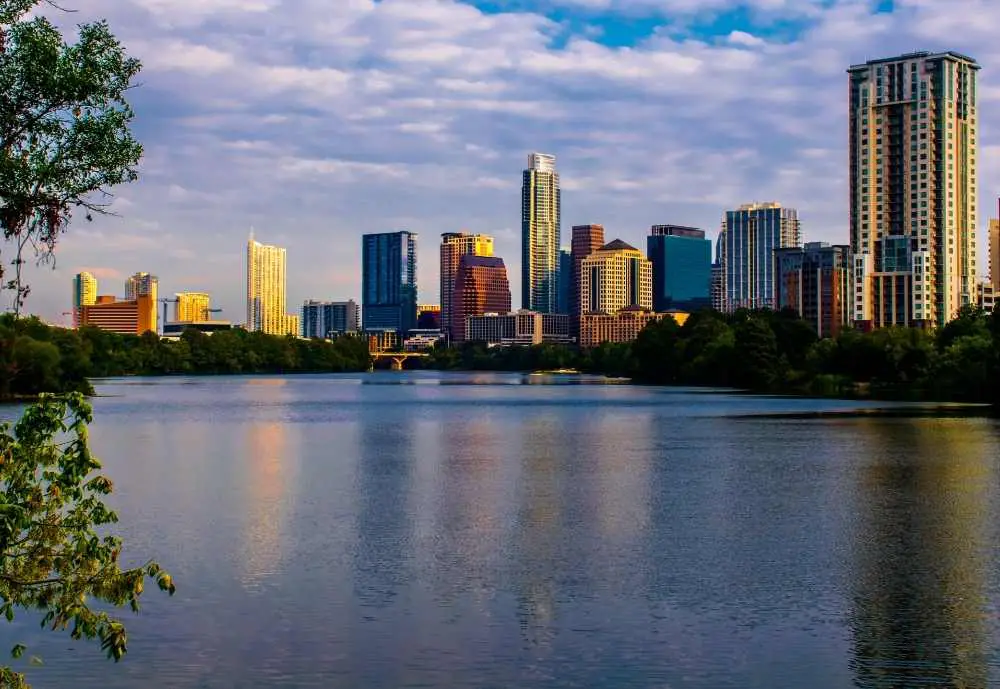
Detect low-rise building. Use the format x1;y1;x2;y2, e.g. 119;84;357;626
79;294;156;335
465;310;571;346
977;281;995;314
403;329;444;351
579;308;686;348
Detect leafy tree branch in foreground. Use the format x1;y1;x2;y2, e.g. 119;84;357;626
0;394;174;688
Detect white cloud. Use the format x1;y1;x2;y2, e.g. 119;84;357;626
16;0;1000;321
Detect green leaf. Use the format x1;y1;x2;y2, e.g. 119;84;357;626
10;644;25;660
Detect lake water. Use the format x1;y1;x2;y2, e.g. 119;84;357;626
4;372;1000;688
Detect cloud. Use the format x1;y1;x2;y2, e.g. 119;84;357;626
15;0;1000;323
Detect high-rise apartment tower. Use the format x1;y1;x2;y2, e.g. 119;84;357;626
72;271;97;327
440;233;493;340
125;272;158;333
521;153;561;313
849;51;979;328
246;233;290;335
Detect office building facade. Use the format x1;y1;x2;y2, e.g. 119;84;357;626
125;272;158;333
570;224;605;331
557;249;572;315
301;299;360;338
246;234;292;335
80;294;156;335
989;212;999;292
466;310;571;346
579;239;652;315
175;292;211;322
440;233;493;339
72;271;97;327
452;255;511;343
722;202;801;311
647;225;712;312
579;309;681;348
775;243;852;338
362;231;418;334
849;51;979;328
521;153;561;313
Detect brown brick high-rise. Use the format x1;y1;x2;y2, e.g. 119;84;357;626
453;255;511;343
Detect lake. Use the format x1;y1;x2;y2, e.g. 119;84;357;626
4;372;1000;688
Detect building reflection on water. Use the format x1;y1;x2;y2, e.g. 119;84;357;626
850;418;994;688
239;379;296;591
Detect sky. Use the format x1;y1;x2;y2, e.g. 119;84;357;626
14;0;1000;324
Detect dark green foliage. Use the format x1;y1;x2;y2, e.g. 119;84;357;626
426;309;999;404
0;314;371;398
0;394;174;688
1;0;142;312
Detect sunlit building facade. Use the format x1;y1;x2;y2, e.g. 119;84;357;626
125;272;158;333
989;213;999;293
522;153;561;313
80;294;156;335
775;243;852;338
452;255;511;343
246;233;291;335
175;292;211;322
579;308;684;348
72;271;97;327
849;51;979;328
579;239;652;315
440;232;493;339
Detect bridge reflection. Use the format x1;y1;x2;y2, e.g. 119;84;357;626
369;351;428;371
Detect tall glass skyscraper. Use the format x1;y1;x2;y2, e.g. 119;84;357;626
722;203;801;311
647;225;712;312
849;51;979;328
521;153;561;313
362;231;418;334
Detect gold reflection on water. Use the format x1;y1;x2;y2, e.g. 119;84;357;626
239;414;292;590
850;418;993;688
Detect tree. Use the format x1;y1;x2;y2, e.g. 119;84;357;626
731;316;780;391
1;0;142;313
0;394;174;688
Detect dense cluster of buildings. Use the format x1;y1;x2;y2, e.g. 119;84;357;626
69;50;1000;351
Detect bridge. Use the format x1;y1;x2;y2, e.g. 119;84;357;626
369;351;428;371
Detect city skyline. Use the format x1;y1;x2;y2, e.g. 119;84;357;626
14;2;1000;323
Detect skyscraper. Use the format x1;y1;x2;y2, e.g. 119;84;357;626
175;292;211;322
452;255;511;343
989;200;999;293
440;232;494;340
775;243;851;338
849;51;979;328
522;152;561;313
72;271;97;327
569;224;605;337
579;239;652;315
362;231;418;334
722;202;800;311
246;233;290;335
647;225;712;312
125;272;158;333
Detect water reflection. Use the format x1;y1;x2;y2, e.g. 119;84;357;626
850;419;993;688
238;378;297;591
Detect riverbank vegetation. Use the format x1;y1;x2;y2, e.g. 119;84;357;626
0;315;371;399
427;306;1000;404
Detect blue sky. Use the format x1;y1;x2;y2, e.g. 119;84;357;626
14;0;1000;323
